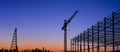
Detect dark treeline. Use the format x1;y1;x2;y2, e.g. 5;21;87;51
0;47;53;52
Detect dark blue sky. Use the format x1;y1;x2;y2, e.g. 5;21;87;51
0;0;120;51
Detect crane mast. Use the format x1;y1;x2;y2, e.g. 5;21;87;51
62;10;78;52
11;28;18;52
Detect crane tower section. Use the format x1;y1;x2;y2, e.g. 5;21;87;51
11;28;18;52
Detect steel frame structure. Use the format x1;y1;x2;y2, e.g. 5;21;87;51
70;9;120;52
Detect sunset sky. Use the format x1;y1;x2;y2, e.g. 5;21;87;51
0;0;120;52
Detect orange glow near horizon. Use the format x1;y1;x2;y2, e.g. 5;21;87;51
0;42;63;52
1;42;119;52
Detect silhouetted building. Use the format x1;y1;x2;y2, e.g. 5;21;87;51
110;50;120;52
21;48;53;52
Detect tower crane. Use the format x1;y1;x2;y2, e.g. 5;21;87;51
62;10;78;52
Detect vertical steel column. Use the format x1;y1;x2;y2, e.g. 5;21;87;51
77;35;80;52
92;26;94;52
80;34;82;52
73;38;75;51
112;12;115;52
72;39;74;52
84;31;85;52
87;29;90;52
117;44;118;51
71;39;72;51
75;36;77;52
97;22;99;52
104;17;106;52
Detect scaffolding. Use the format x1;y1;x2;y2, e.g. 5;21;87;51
70;9;120;52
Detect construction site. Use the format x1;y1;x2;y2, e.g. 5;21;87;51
0;9;120;52
0;0;120;52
